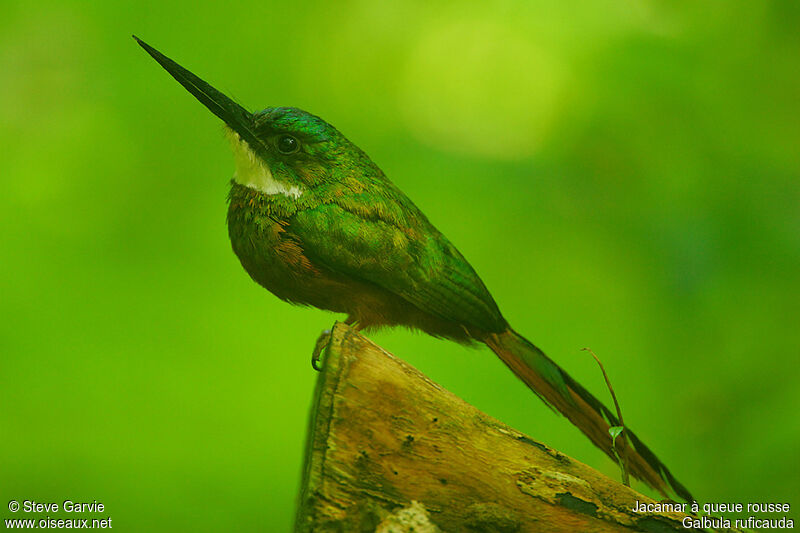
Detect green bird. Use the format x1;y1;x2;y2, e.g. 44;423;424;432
135;36;692;502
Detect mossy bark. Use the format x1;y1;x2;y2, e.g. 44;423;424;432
294;323;717;532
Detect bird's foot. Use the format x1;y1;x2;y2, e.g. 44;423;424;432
311;329;332;371
311;320;362;371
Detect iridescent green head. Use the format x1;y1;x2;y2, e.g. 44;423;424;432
134;36;372;198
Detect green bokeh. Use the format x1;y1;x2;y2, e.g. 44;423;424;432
2;1;798;530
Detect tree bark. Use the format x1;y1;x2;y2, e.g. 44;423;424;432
294;323;716;532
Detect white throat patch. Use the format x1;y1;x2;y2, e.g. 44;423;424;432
228;132;304;199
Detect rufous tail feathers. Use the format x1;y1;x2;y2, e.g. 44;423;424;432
484;328;693;502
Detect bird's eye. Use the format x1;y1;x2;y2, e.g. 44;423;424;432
276;134;300;154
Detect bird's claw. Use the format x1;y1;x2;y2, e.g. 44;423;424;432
311;329;332;371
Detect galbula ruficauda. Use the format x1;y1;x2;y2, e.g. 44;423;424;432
135;36;693;502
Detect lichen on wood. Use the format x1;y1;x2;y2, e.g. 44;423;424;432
293;323;727;532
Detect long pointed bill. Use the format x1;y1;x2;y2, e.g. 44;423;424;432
133;36;266;153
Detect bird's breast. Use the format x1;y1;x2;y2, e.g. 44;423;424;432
226;182;318;302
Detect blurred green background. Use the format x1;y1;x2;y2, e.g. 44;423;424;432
2;0;798;530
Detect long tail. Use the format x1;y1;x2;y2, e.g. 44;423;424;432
484;328;693;502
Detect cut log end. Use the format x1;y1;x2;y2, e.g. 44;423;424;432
294;323;729;533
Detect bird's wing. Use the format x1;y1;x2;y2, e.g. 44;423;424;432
288;201;506;333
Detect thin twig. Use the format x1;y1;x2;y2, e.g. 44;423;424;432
581;347;630;487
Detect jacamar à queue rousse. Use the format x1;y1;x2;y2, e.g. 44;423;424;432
134;36;693;502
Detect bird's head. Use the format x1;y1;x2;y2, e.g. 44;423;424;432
134;37;371;199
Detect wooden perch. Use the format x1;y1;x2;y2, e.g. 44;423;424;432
294;323;707;532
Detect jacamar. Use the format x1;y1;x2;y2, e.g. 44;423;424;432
134;36;693;502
